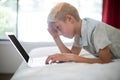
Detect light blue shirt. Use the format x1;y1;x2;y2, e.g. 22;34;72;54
73;18;120;59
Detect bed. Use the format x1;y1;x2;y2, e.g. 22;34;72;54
11;46;120;80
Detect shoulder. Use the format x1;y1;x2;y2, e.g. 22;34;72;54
82;18;100;24
82;18;102;30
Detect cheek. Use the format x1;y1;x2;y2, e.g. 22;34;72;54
63;26;74;38
67;25;74;34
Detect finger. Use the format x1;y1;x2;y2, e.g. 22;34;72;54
45;56;52;64
50;59;56;64
47;27;52;32
45;54;59;64
47;28;50;31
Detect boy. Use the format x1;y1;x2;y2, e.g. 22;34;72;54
45;2;120;64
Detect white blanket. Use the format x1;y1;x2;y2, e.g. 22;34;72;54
11;46;120;80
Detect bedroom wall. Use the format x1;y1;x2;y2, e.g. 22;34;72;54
0;41;72;73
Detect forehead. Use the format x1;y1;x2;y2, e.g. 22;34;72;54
48;21;63;27
56;20;65;25
48;22;56;27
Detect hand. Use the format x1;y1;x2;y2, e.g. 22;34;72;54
48;25;59;39
45;53;78;64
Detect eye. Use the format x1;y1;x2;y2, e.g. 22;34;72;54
56;26;61;31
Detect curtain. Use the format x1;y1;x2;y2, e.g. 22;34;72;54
102;0;120;29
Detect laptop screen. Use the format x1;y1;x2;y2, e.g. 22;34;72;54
8;34;29;62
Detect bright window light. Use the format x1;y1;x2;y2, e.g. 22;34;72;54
0;0;17;40
18;0;102;42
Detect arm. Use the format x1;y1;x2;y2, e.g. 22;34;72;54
54;36;81;55
46;46;112;64
73;46;112;63
48;26;81;55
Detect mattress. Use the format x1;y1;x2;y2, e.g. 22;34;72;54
11;46;120;80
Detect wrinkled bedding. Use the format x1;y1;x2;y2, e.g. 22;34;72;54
11;46;120;80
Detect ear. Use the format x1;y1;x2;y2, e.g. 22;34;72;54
66;14;74;23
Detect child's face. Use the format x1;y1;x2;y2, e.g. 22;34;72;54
54;19;75;39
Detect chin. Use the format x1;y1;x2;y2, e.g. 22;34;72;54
69;36;74;39
69;34;75;39
65;35;74;39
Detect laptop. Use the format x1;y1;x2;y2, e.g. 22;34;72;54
6;33;48;67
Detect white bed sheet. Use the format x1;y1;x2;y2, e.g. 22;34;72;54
11;46;120;80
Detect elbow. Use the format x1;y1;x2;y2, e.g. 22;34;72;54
100;58;112;64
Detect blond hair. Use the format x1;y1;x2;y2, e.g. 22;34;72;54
47;2;80;23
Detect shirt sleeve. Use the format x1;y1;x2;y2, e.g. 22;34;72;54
93;25;111;53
